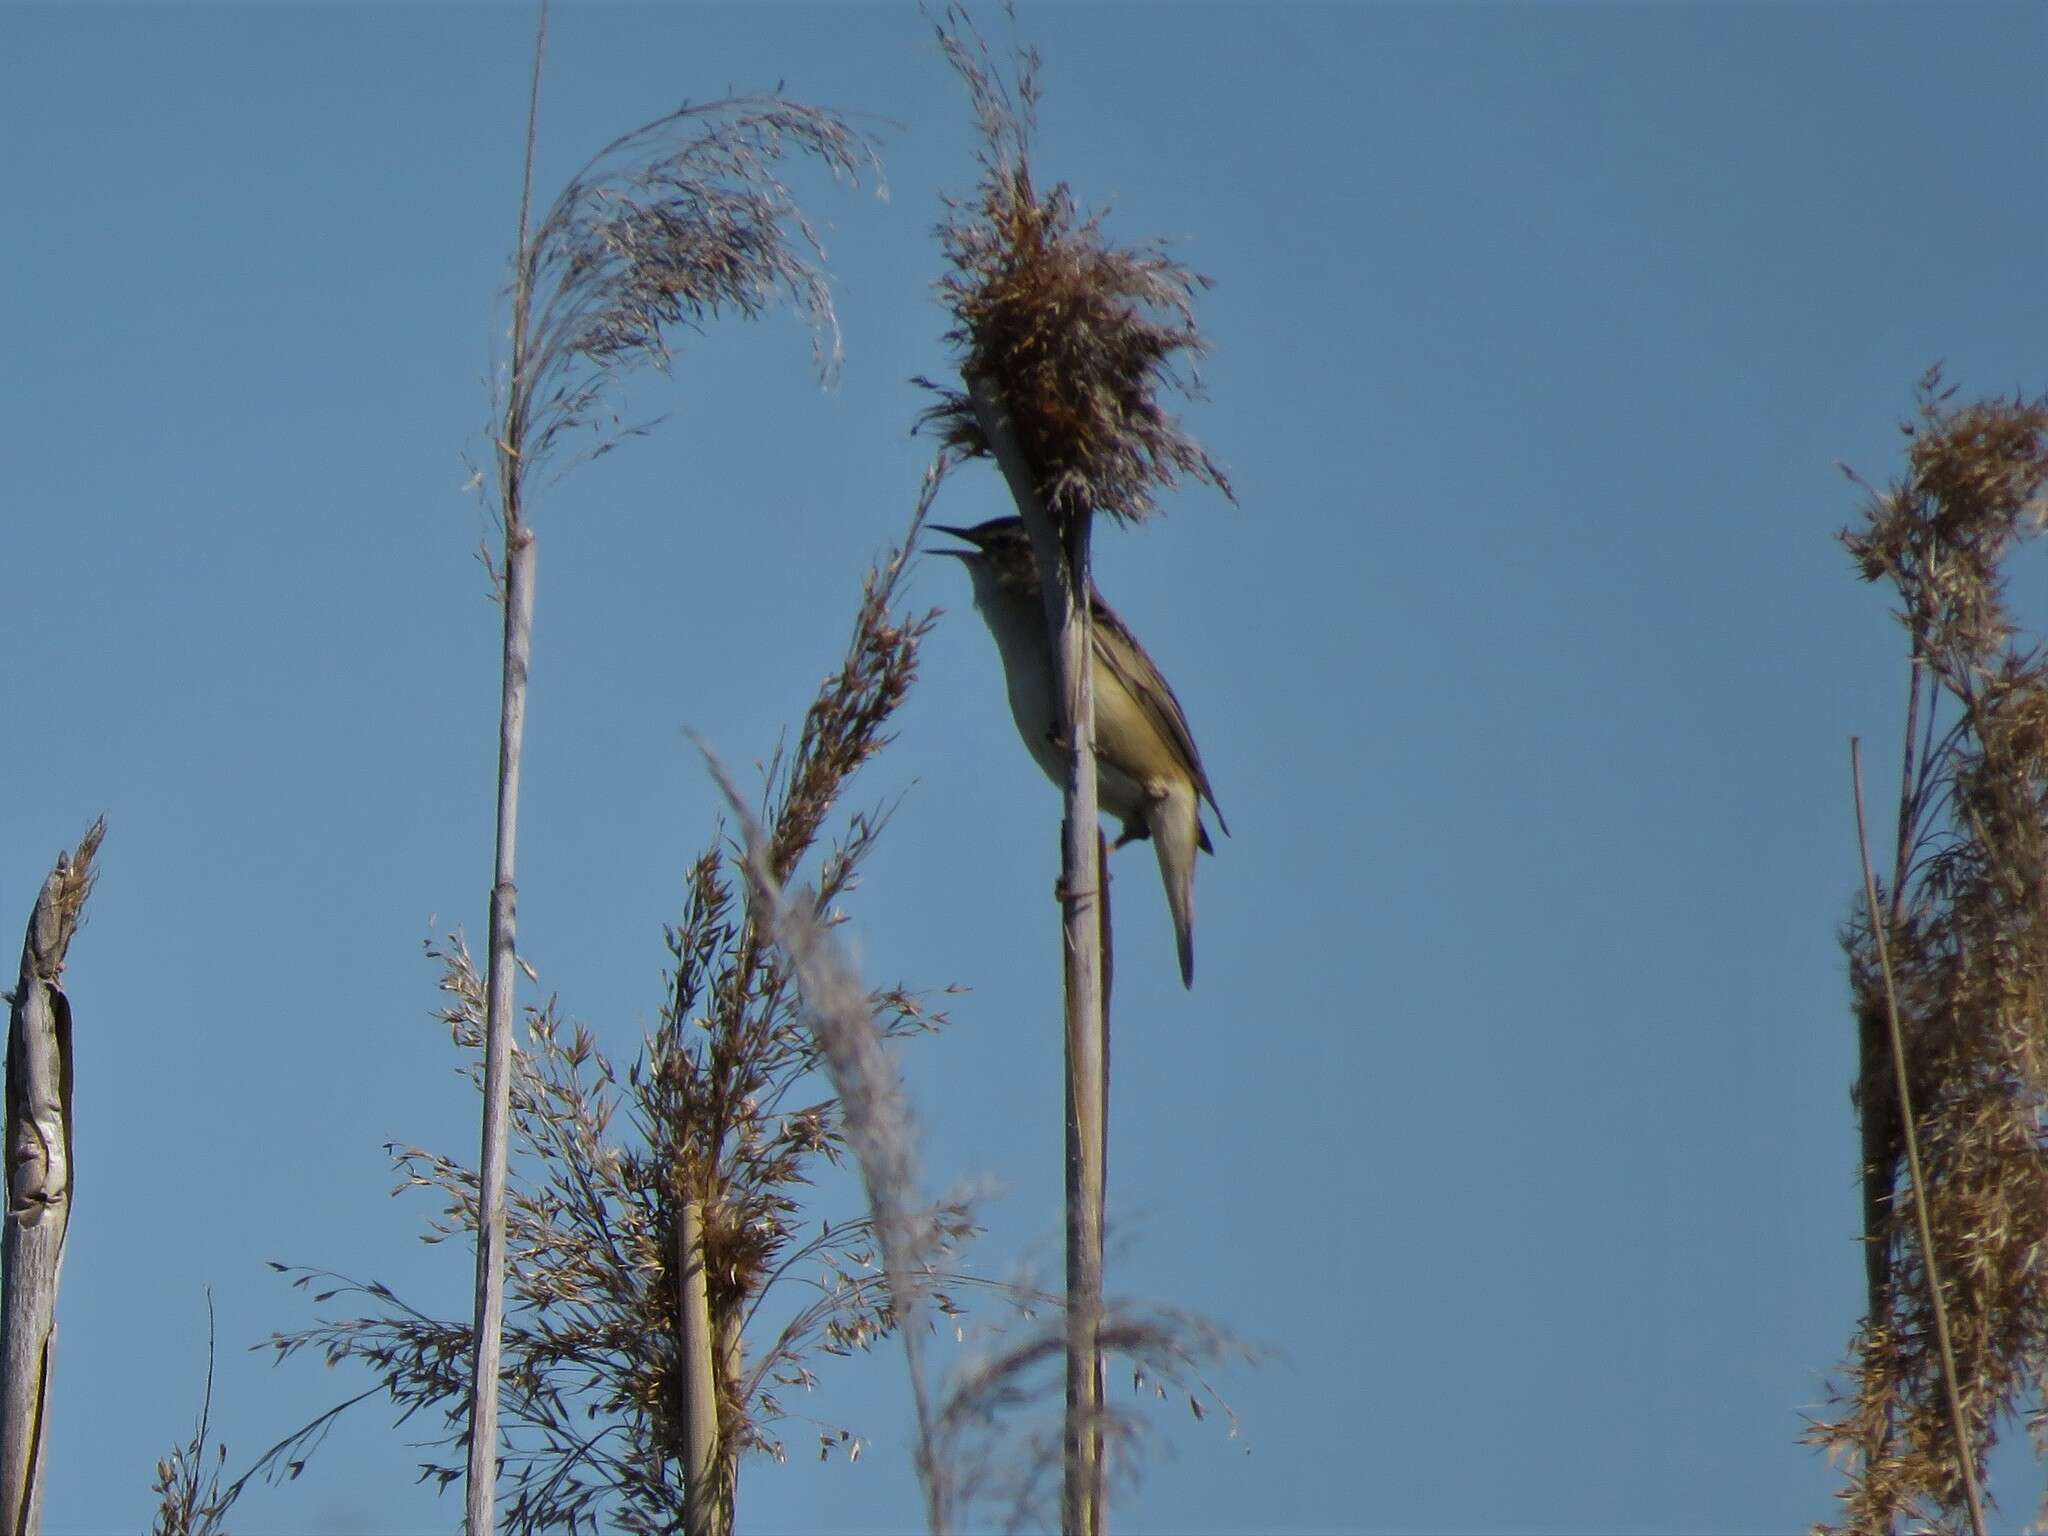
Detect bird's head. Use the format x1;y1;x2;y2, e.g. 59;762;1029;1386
929;517;1043;601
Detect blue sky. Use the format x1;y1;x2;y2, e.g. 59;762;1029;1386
6;3;2048;1532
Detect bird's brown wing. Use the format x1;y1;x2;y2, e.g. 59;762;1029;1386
1090;589;1230;838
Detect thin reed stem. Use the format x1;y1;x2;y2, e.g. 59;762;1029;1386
466;6;549;1531
678;1201;721;1536
1849;736;1987;1536
966;375;1108;1536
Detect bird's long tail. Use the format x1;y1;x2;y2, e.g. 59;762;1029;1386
1149;784;1202;989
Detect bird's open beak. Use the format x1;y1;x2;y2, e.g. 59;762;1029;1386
926;524;984;559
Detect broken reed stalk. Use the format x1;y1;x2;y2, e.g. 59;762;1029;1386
677;1201;721;1536
1849;738;1986;1536
0;820;102;1536
967;374;1107;1536
466;4;549;1531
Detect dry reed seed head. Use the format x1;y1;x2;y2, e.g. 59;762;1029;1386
1821;374;2048;1533
920;1291;1253;1533
503;96;880;484
51;816;104;929
11;817;107;993
1841;374;2048;668
258;508;969;1530
918;6;1231;532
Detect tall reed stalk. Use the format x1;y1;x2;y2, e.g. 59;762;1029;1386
466;10;550;1527
967;377;1109;1531
921;11;1230;1529
676;1200;720;1536
460;6;876;1523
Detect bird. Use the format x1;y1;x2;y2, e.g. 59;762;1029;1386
931;516;1228;987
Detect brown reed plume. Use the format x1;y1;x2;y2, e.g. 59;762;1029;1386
464;8;879;1527
499;70;882;482
914;6;1230;528
244;501;1004;1534
1811;368;2048;1533
915;9;1233;1531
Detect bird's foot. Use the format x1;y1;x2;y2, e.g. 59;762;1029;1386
1051;868;1110;904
